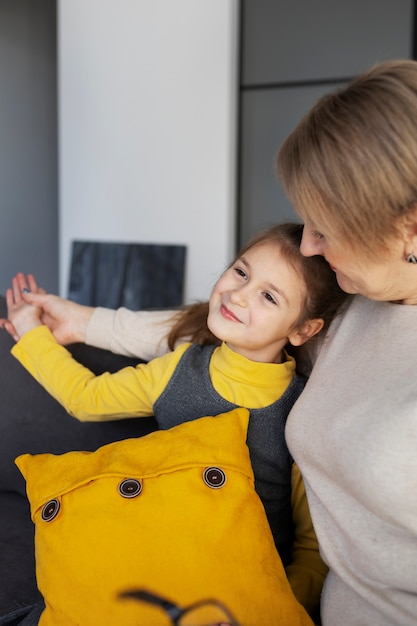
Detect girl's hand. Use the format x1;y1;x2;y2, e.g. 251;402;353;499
2;273;43;340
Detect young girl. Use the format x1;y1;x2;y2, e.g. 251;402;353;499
6;222;346;615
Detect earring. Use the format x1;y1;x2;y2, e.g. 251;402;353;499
406;252;417;264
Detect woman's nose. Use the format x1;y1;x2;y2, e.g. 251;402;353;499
300;228;323;257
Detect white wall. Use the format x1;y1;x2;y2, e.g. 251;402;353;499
57;0;239;302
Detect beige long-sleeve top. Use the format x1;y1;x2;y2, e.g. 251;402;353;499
286;295;417;626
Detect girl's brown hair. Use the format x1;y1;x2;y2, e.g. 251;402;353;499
275;60;417;254
167;222;346;350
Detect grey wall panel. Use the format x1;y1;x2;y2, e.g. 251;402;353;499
242;0;414;86
239;83;344;244
238;0;414;246
0;0;58;294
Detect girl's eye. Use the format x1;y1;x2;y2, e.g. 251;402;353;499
263;292;277;305
234;267;247;279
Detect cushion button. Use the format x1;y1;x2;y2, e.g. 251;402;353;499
203;467;226;489
118;478;142;498
41;498;60;521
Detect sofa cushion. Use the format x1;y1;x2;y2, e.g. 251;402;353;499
16;408;312;626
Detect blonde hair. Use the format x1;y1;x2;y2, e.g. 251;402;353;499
275;59;417;253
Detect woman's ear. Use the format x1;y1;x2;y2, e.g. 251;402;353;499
288;318;324;347
399;204;417;254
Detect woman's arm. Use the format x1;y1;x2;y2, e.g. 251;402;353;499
2;272;181;360
86;307;180;360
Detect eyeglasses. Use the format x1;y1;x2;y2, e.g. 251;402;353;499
119;588;241;626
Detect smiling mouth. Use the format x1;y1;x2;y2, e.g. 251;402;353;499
220;304;242;323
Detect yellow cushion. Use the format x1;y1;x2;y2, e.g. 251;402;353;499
16;408;312;626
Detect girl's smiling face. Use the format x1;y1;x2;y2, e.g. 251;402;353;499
207;241;318;363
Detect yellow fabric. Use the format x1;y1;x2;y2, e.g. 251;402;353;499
288;464;328;614
12;325;326;613
12;326;189;420
16;409;313;626
208;340;296;406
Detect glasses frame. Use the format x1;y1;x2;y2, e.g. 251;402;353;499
119;588;241;626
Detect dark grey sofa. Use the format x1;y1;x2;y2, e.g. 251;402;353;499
0;295;158;616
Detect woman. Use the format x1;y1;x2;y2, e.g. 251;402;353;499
274;60;417;625
3;59;417;625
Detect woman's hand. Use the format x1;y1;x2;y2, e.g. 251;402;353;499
20;273;94;345
25;290;95;345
